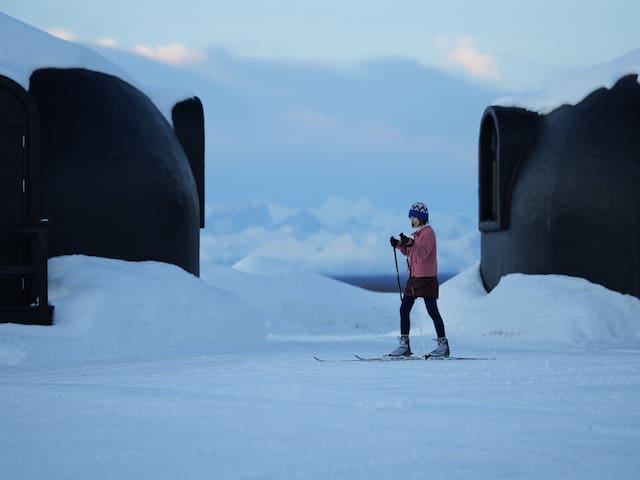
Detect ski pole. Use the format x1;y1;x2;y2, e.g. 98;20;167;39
392;245;403;302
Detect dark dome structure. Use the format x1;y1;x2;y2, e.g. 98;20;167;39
29;68;203;276
0;68;205;324
478;74;640;298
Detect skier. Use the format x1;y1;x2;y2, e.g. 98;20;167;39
389;202;450;357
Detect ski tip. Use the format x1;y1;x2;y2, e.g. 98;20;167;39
314;356;359;362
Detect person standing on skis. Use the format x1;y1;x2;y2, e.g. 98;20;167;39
389;202;450;357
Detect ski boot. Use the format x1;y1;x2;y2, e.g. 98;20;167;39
428;337;450;357
388;335;412;357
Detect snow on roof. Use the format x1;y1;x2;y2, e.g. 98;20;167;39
0;12;191;122
494;48;640;114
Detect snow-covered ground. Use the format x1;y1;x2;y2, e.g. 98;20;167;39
1;255;639;479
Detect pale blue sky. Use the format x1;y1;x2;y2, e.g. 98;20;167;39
2;0;639;91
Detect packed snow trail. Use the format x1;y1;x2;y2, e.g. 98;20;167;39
1;256;639;479
1;340;639;480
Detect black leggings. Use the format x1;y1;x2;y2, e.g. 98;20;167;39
400;296;446;338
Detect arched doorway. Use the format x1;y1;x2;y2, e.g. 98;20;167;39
0;75;53;325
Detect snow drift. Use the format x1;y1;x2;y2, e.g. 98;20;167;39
0;256;264;367
441;263;640;349
0;255;637;367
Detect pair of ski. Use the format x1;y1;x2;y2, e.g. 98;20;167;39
314;354;492;363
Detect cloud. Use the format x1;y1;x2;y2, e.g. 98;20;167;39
200;197;479;276
96;37;118;48
132;43;206;66
43;28;201;67
46;28;76;41
288;110;338;130
436;36;500;80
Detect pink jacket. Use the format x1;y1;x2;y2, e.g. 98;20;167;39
397;225;438;277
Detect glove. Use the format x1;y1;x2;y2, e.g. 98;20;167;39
399;233;413;247
389;236;399;248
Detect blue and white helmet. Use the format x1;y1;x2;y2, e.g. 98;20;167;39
408;202;429;222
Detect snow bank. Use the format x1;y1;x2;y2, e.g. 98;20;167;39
201;256;399;335
440;263;640;349
207;255;640;349
0;255;264;367
495;48;640;114
0;12;191;121
1;255;638;367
